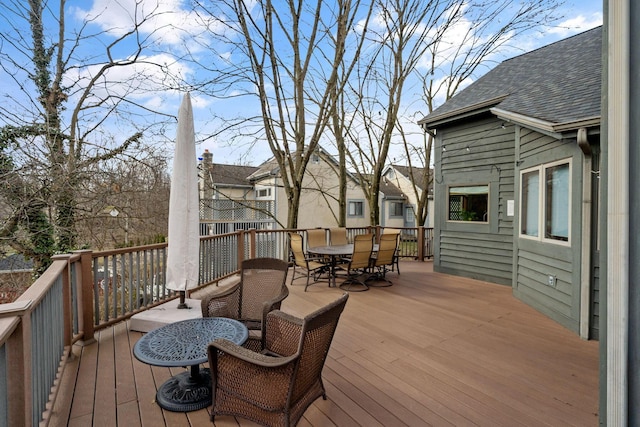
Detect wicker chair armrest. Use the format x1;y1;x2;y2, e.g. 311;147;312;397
255;287;290;349
268;286;290;307
209;338;298;368
260;290;290;326
264;310;304;356
200;282;241;317
267;309;303;327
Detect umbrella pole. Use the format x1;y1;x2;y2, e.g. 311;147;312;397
177;289;188;309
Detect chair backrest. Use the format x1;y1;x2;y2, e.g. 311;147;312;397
382;228;401;236
374;233;397;266
306;228;327;249
329;227;348;245
239;257;289;322
349;234;373;269
291;293;349;401
289;233;306;268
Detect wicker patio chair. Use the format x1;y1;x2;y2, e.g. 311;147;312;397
337;233;374;292
366;233;398;287
328;227;348;245
207;292;349;427
201;257;289;351
289;233;329;291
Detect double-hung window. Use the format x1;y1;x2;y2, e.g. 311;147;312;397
348;200;364;217
389;202;403;217
520;159;571;244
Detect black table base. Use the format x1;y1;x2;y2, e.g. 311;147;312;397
156;366;211;412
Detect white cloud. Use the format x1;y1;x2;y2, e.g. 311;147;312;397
70;0;223;51
547;13;603;37
64;52;193;110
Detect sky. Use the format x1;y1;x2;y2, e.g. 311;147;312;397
0;0;603;167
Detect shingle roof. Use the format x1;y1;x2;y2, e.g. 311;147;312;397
380;180;404;198
210;163;259;186
393;165;430;183
420;26;602;128
0;254;33;271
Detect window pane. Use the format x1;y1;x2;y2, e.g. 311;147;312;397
348;201;363;216
521;170;539;236
405;206;414;222
545;163;569;241
390;202;403;217
448;185;488;222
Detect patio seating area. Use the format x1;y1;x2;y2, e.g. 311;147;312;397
51;260;599;426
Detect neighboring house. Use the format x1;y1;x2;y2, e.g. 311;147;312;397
419;27;602;339
199;147;372;231
199;150;269;234
381;165;434;228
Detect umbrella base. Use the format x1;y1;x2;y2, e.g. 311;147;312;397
156;367;212;412
129;298;201;333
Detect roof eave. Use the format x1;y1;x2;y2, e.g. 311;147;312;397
491;107;601;137
418;95;509;129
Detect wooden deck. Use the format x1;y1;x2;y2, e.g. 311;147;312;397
51;261;599;426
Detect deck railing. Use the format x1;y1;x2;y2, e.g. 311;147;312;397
0;226;432;426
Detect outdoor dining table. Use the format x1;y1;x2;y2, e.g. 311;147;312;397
309;243;378;287
133;317;248;412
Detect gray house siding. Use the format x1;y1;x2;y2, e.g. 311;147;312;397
434;117;515;285
512;127;584;333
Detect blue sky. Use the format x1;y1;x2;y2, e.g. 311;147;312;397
0;0;603;166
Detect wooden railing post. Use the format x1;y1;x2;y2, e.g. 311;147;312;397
5;318;27;427
75;250;96;344
51;254;73;348
417;227;425;261
237;230;245;270
248;229;257;259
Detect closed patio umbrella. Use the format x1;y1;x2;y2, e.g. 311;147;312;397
166;92;199;308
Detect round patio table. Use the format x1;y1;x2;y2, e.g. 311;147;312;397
133;317;248;412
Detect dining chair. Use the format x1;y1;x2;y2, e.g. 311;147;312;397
337;233;374;292
382;228;402;274
329;227;349;245
306;228;328;249
200;257;289;351
306;228;331;268
207;293;349;427
367;233;398;286
289;232;329;291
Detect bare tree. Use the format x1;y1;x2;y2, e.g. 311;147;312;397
192;0;374;228
332;0;458;225
79;151;170;250
340;0;563;226
0;0;181;272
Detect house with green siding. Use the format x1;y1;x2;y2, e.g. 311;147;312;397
419;27;602;340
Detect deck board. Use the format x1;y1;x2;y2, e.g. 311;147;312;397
55;261;599;426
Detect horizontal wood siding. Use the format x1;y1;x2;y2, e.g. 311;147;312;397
434;117;515;286
513;128;583;333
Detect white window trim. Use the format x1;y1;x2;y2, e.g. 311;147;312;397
519;158;572;246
